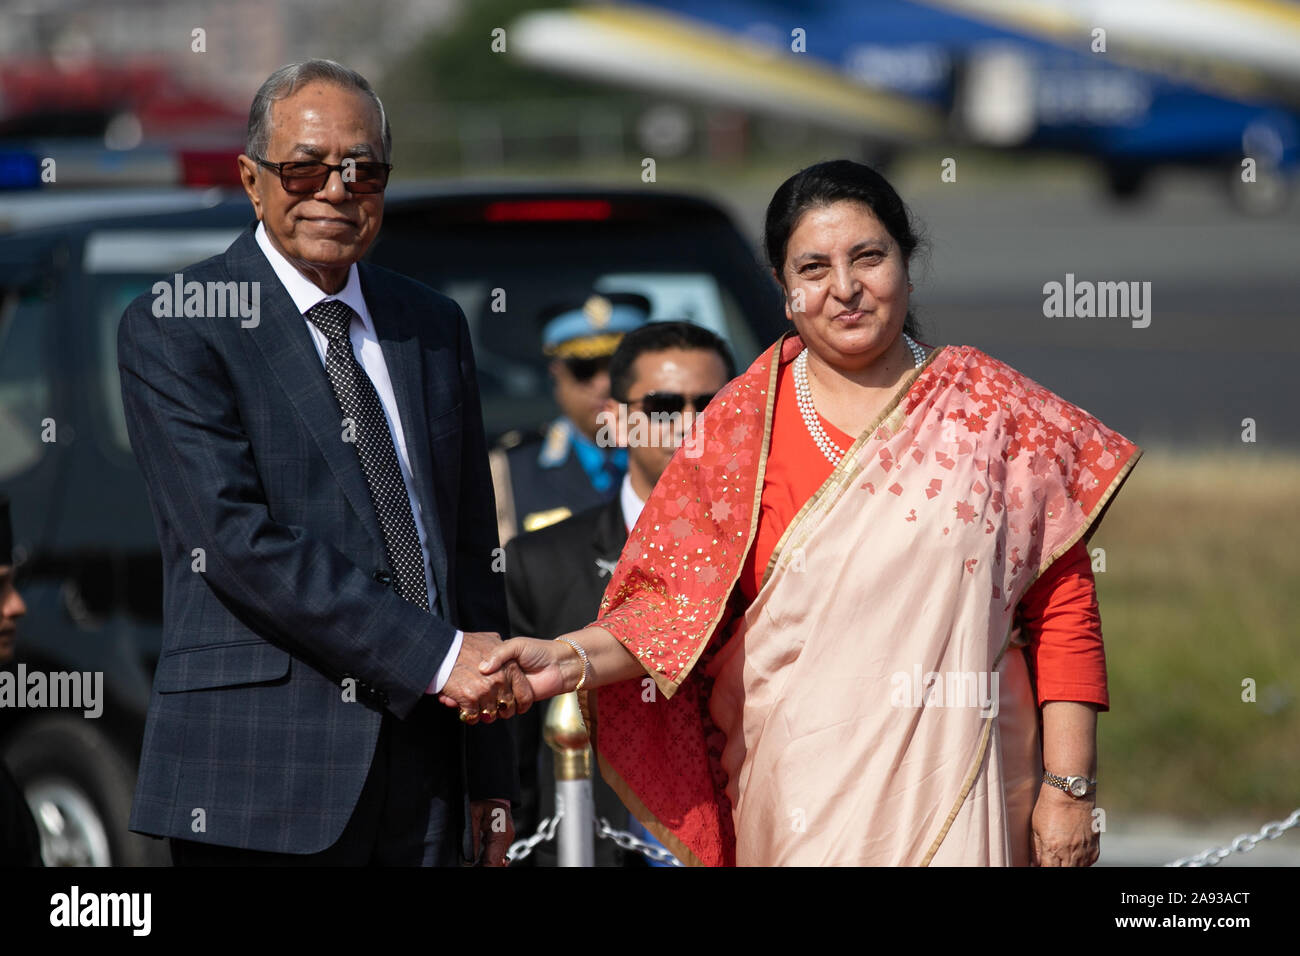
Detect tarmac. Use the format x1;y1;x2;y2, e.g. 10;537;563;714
719;164;1300;449
1098;813;1300;866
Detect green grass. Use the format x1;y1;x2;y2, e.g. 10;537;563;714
1089;448;1300;820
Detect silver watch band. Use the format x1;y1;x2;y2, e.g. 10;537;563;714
1043;771;1097;797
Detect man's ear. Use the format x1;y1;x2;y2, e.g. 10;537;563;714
237;155;264;220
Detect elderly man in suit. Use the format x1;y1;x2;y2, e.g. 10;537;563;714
117;59;530;866
504;321;734;865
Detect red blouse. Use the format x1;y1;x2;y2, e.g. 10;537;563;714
736;358;1108;711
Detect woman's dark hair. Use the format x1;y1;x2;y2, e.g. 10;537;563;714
763;159;925;338
609;321;737;402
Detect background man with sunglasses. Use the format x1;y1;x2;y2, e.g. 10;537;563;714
490;292;648;544
117;59;527;866
503;320;735;865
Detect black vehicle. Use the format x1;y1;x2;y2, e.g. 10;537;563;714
0;183;784;865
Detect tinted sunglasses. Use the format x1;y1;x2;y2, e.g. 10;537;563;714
254;157;392;194
625;391;716;416
562;356;611;382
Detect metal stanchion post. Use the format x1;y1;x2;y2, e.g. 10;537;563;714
543;691;594;867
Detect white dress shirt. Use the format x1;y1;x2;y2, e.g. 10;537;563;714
620;472;646;533
254;223;463;694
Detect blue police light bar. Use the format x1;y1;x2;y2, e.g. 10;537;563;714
0;141;187;190
0;150;43;191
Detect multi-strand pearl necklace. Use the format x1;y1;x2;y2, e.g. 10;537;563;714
794;333;927;466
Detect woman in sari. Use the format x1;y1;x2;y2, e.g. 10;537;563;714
476;160;1141;866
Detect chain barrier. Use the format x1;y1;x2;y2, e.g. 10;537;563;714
504;806;684;866
1166;807;1300;867
595;816;685;866
505;807;562;863
511;802;1300;867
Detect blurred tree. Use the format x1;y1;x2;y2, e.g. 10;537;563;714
380;0;652;172
385;0;640;103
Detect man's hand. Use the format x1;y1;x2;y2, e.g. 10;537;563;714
469;798;514;866
437;631;534;723
1030;784;1100;866
480;637;582;702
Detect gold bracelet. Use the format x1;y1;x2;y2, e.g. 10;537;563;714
555;637;590;691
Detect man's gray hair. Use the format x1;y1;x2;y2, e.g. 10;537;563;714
246;59;392;163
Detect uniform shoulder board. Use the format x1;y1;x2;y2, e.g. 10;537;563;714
539;418;573;466
522;506;573;533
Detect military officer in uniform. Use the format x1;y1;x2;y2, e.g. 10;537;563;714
489;292;649;545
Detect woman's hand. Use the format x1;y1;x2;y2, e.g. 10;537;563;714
1030;784;1099;866
437;637;581;706
1035;700;1100;865
441;627;643;708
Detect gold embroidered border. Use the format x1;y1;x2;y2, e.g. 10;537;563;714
762;343;945;589
578;336;789;867
581;687;710;867
921;446;1143;865
1020;445;1145;595
662;331;786;690
920;710;996;866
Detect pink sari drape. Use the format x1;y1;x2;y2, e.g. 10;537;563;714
582;331;1140;866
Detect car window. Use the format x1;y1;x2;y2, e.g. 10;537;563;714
0;285;52;480
95;277;154;456
372;213;780;438
84;228;243;457
594;272;750;350
84;229;242;273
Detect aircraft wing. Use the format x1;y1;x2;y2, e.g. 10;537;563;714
926;0;1300;103
509;4;944;144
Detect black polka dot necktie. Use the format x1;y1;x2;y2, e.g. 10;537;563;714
306;299;430;611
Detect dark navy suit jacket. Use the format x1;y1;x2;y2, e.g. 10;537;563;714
118;223;516;856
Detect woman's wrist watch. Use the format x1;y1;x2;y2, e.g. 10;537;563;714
1043;770;1097;797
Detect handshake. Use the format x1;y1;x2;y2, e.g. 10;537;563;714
433;631;584;724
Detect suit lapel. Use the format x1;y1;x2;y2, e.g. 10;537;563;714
234;226;386;556
359;264;450;617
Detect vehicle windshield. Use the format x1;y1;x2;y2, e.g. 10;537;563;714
370;212;774;437
439;269;758;436
0;285;52;481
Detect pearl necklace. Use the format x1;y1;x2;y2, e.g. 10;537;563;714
794;333;927;466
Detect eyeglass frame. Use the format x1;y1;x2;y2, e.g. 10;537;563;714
619;390;717;417
252;156;393;194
